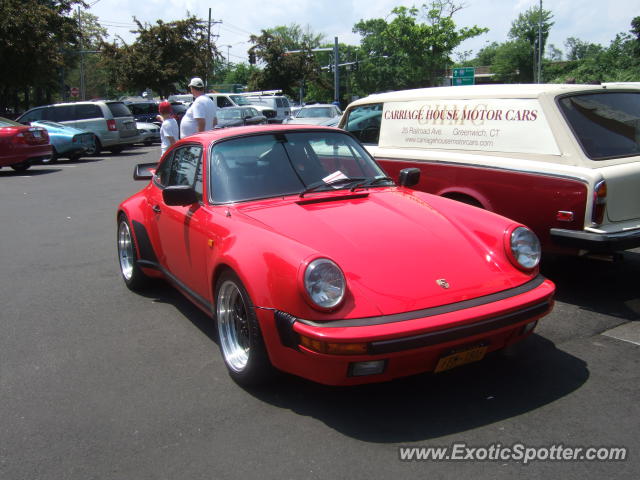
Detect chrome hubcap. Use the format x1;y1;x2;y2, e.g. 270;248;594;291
118;220;134;280
217;280;251;372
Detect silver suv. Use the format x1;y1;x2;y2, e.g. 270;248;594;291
17;101;141;155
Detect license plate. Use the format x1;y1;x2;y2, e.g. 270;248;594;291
125;122;134;129
434;345;488;373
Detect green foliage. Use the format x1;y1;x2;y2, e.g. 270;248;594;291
352;1;487;91
0;0;82;112
99;15;219;97
247;24;325;97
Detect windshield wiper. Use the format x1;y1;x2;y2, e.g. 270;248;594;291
299;177;367;197
349;176;394;191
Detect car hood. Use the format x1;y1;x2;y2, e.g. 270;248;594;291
31;122;87;136
234;189;529;315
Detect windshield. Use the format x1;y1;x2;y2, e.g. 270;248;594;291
297;107;334;118
230;95;253;106
208;131;389;203
559;92;640;160
218;108;242;120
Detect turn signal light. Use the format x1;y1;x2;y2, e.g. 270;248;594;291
591;180;607;226
299;335;368;355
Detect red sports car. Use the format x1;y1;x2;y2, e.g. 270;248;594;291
117;125;555;386
0;116;52;171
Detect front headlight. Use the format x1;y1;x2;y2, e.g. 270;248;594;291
508;226;541;270
303;258;346;310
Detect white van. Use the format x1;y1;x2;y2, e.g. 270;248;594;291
340;84;640;256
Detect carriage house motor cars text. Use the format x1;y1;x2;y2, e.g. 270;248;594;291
340;84;640;256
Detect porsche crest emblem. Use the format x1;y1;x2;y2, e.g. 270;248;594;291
436;279;450;289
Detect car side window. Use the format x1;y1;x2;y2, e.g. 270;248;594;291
50;105;76;122
217;97;233;108
155;145;203;198
20;108;45;122
75;104;101;120
344;103;382;145
276;98;283;108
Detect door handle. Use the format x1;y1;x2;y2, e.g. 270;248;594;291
152;204;161;214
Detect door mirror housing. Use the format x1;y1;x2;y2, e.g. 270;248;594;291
133;162;156;180
398;168;420;187
162;185;198;206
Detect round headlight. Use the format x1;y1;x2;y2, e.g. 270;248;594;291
303;258;346;309
509;226;541;269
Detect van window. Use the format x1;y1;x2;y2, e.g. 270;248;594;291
107;102;133;117
76;104;102;120
558;92;640;160
344;104;382;145
19;107;46;122
50;105;75;122
217;97;233;108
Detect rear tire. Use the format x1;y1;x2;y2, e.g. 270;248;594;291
10;163;30;172
89;138;102;156
215;271;273;386
117;214;150;291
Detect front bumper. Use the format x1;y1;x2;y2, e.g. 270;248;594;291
260;275;555;385
550;227;640;252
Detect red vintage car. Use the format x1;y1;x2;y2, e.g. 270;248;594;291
0;117;52;171
117;125;555;386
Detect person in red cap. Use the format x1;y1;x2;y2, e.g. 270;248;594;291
158;101;178;157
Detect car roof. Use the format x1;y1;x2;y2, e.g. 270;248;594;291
179;124;342;143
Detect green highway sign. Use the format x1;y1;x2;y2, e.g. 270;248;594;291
452;67;475;85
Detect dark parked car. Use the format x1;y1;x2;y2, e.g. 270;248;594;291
215;106;267;129
124;101;160;124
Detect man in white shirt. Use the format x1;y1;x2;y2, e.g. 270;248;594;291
180;77;217;138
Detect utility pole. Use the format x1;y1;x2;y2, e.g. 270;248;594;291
205;8;212;91
537;0;543;83
333;37;340;105
78;6;85;100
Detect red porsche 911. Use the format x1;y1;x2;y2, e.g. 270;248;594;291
117;125;555;386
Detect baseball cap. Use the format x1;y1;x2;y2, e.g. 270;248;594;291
158;101;172;114
188;77;204;88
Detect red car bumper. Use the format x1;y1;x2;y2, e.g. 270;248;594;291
259;276;555;385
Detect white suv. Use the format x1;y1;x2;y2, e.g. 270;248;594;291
206;93;277;123
246;95;292;123
18;101;141;155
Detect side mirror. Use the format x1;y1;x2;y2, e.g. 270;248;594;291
133;162;156;180
163;185;198;206
398;168;420;187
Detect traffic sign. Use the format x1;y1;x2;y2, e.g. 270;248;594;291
452;67;475;86
70;87;80;97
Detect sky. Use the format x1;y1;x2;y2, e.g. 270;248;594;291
88;0;639;65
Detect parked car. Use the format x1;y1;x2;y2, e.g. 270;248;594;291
167;94;193;104
116;124;555;387
169;102;187;126
207;93;277;123
125;100;160;124
246;95;292;123
0;117;52;171
340;84;640;257
17;101;141;155
284;104;342;125
136;122;160;145
29;120;96;161
215;106;267;128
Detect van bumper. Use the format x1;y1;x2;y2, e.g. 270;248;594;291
550;227;640;252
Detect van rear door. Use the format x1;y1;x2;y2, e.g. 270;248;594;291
106;102;138;141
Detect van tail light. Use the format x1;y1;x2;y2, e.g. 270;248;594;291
591;180;607;226
107;119;117;131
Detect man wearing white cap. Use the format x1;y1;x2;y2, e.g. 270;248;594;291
180;77;217;138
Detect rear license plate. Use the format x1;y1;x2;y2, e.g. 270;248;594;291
125;122;134;129
434;345;488;373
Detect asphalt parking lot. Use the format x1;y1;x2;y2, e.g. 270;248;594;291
1;146;638;479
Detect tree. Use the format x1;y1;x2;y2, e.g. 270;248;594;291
247;24;325;97
564;37;601;61
100;15;218;98
508;5;553;82
0;0;82;114
352;1;487;92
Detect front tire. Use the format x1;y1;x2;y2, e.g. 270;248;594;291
215;271;273;386
117;214;149;291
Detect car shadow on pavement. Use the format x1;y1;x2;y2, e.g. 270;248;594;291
541;252;640;321
0;168;63;177
137;280;588;443
244;335;588;443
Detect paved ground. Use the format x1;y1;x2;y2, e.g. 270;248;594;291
1;146;638;479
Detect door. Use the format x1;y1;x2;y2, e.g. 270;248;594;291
150;144;211;301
